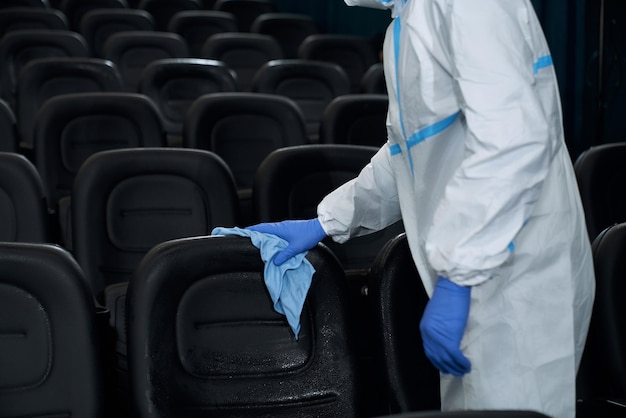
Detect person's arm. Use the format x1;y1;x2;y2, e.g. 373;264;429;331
246;144;402;264
424;0;558;286
318;143;402;243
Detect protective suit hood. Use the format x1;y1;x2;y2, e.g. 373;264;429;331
344;0;405;16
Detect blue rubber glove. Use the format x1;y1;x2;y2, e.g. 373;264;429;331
419;276;471;377
245;218;327;265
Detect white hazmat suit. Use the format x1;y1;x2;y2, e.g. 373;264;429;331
318;0;596;417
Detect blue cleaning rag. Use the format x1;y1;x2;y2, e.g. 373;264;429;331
210;226;316;340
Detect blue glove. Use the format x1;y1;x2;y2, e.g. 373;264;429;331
245;218;327;265
419;276;471;377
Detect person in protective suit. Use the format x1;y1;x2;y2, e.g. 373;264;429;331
246;1;596;417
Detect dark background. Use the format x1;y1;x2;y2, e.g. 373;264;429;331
272;0;626;161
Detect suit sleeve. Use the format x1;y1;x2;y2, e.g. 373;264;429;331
317;144;402;243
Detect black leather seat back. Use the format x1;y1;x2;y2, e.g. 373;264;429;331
0;7;68;37
574;143;626;241
33;91;165;213
60;0;127;31
139;57;238;143
201;32;283;91
167;10;238;57
136;0;202;31
72;147;239;297
250;12;320;58
319;93;388;147
183;92;308;191
0;242;104;417
0;152;50;242
251;58;351;143
577;222;626;402
0;29;90;105
368;233;440;413
17;57;124;149
79;8;155;58
102;30;189;91
298;34;379;94
213;0;277;32
127;234;362;417
0;99;18;153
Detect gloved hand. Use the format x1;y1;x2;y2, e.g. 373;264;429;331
245;218;327;265
419;276;471;377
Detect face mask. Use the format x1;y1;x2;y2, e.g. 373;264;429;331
343;0;405;16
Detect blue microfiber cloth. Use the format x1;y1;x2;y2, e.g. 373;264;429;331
211;226;315;340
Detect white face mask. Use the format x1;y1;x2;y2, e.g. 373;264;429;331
343;0;404;16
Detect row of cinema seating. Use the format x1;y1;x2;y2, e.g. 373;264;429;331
0;0;298;34
6;54;384;150
0;89;389;239
1;51;383;148
0;234;555;418
0;5;386;152
0;28;382;96
0;4;385;97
